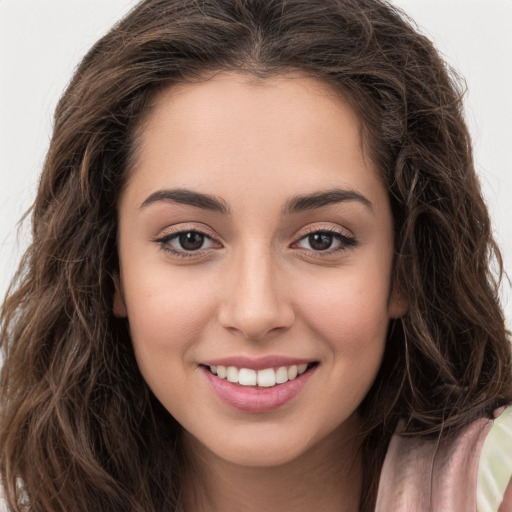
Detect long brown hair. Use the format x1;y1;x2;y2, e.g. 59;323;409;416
1;1;511;511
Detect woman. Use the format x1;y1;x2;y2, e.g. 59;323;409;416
1;1;511;511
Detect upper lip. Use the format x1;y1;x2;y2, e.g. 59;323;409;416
200;355;316;371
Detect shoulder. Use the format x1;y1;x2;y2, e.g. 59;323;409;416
375;406;512;512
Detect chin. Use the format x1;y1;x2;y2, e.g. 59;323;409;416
182;420;311;466
213;439;310;468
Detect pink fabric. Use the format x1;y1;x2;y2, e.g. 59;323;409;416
375;417;494;512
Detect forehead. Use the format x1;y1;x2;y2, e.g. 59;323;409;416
122;71;386;212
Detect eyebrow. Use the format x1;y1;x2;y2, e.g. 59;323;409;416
140;188;230;214
282;188;373;215
140;187;372;216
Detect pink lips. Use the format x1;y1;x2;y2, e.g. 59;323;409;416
200;356;317;413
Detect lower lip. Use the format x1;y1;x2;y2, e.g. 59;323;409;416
201;365;317;413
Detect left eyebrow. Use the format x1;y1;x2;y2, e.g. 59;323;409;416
282;188;373;215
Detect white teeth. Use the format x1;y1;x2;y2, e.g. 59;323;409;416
275;366;289;384
288;365;298;380
257;368;276;387
238;368;257;386
226;366;239;383
209;363;313;387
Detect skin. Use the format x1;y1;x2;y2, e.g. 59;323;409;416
114;71;407;512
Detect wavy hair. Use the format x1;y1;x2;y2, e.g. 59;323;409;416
1;0;511;511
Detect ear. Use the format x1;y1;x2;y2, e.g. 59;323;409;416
388;280;408;319
113;272;128;318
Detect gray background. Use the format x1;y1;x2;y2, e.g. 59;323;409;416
1;0;511;327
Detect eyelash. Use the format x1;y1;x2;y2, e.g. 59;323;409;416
154;226;357;259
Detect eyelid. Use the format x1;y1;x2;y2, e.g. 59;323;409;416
291;223;354;243
155;223;219;240
294;223;353;238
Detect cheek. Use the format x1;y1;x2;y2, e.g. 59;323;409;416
122;268;216;377
294;264;391;401
301;268;391;342
299;272;390;416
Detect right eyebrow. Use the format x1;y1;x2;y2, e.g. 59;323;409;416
140;188;230;214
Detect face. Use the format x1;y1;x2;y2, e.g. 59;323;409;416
114;72;406;468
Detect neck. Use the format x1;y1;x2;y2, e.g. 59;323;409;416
181;416;363;512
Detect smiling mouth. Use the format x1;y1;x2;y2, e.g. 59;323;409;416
201;362;318;388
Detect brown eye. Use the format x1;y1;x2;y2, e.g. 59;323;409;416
179;231;205;251
308;232;334;251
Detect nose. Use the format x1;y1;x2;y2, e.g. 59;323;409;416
218;246;295;341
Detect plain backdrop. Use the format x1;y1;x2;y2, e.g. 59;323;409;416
0;0;511;327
